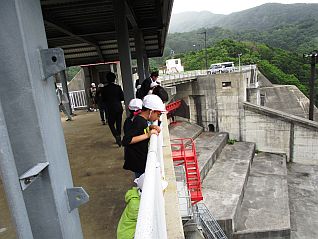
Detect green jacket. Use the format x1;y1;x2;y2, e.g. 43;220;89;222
117;187;140;239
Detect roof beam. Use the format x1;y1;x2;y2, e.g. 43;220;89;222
44;19;104;61
125;1;138;30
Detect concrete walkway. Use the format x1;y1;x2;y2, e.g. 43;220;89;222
63;111;132;239
288;163;318;239
0;111;133;239
235;153;290;239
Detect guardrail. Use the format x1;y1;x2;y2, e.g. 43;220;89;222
160;70;207;87
134;122;167;239
69;90;87;110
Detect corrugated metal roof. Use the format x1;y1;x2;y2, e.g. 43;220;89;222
41;0;174;66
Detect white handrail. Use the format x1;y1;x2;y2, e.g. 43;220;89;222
134;126;167;239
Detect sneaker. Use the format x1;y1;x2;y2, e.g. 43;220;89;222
66;118;72;121
102;121;106;125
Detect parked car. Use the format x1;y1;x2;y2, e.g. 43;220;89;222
207;62;235;74
207;64;223;74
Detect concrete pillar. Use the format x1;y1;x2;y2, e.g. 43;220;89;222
144;54;150;78
83;67;92;111
0;1;85;238
60;70;72;114
113;0;135;105
110;63;115;73
135;30;145;82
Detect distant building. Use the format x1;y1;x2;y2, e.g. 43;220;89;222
165;58;184;74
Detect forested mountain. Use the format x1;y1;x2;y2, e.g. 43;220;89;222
215;3;318;31
169;11;223;33
152;3;318;104
167;3;318;54
169;3;318;33
166;39;316;103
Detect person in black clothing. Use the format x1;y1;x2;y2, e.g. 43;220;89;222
100;72;124;146
122;95;165;178
95;81;108;125
123;98;143;134
137;71;159;99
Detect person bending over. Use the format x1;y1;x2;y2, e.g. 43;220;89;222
122;95;165;178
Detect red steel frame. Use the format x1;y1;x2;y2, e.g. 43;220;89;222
171;138;203;205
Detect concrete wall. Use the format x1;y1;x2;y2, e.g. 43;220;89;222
243;102;318;165
68;68;85;91
248;85;318;121
214;71;250;139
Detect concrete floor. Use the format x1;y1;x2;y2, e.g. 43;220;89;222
0;110;133;239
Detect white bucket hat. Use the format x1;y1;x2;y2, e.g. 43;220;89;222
142;95;166;112
128;98;143;111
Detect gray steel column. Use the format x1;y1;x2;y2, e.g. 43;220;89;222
60;71;73;114
135;30;145;83
0;102;34;239
144;54;150;78
113;0;135;104
0;1;84;238
83;66;92;111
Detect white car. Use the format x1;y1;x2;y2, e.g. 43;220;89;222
207;62;235;74
207;64;223;74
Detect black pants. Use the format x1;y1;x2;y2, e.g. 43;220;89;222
108;111;122;138
98;103;108;122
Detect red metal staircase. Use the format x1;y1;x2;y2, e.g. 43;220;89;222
171;138;203;205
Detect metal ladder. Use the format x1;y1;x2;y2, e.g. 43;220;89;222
195;203;228;239
171;138;203;205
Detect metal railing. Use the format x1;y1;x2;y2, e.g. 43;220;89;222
134;122;167;239
160;70;207;87
69;90;87;110
195;203;228;239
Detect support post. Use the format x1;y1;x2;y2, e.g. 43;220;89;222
113;0;135;105
59;70;73;115
204;30;208;70
135;30;146;83
303;51;317;121
0;102;34;239
309;60;316;120
144;55;150;78
0;1;85;238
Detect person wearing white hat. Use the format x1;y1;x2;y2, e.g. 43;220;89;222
122;94;165;178
123;98;143;134
88;82;97;112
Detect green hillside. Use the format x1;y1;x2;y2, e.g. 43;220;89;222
167;3;318;54
161;40;316;103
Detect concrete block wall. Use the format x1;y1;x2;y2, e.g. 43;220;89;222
243;102;318;164
293;125;318;164
173;76;219;131
214;72;249;140
243;106;291;156
67;68;85;91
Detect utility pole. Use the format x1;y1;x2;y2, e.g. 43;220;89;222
303;50;318;121
198;31;208;70
238;53;242;72
204;30;208;70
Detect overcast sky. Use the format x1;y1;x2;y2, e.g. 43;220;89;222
172;0;318;15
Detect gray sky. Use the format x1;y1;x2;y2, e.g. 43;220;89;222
172;0;318;15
